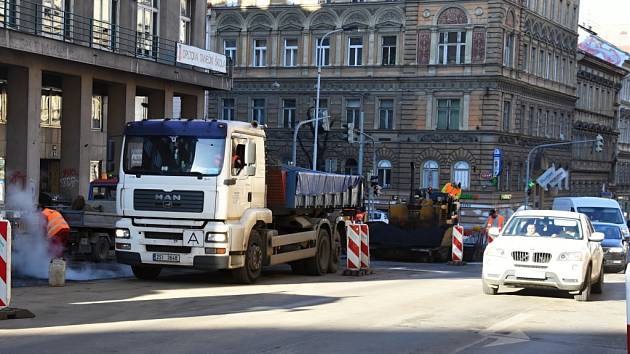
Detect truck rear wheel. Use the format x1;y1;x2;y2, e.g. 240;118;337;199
232;231;263;284
305;228;331;276
327;236;341;274
131;265;161;280
91;236;110;263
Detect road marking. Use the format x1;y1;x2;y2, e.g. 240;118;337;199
447;313;533;353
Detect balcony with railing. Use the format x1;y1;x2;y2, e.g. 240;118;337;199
0;0;179;68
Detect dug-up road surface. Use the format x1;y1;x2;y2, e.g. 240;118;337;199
0;261;626;354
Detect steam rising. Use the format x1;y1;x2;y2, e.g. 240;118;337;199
8;186;131;280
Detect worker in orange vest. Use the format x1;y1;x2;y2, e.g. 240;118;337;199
41;207;70;258
441;182;462;199
485;209;505;243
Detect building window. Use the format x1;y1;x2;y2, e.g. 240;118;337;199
325;159;338;173
503;33;514;67
135;96;148;120
42;0;71;38
453;161;470;190
523;44;528;71
252;98;265;124
422;160;439;189
224;39;237;65
379;99;394;129
283;38;298;67
346;98;361;124
222;98;235;121
528;106;534;135
0;0;17;28
315;37;330;66
502;101;511;131
90;161;102;182
283;99;296;128
93;0;116;49
382;36;396;66
536;109;542;136
531;47;537;74
41;88;62;128
344;158;358;175
311;98;328;123
438;32;466;65
92;95;107;131
348;37;363;66
253;39;267;67
436;99;460;130
179;0;191;44
539;50;545;77
136;0;159;57
0;83;6;124
377;160;392;188
547;53;552;79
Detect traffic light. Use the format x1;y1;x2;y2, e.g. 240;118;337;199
342;122;355;143
594;134;604;153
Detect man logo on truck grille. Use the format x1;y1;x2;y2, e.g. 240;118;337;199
155;193;181;208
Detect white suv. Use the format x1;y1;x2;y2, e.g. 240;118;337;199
482;210;604;301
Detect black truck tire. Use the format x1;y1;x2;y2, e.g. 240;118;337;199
132;265;162;280
91;236;110;263
305;228;331;276
327;236;341;274
232;231;263;284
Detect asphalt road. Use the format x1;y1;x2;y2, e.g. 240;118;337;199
0;261;626;354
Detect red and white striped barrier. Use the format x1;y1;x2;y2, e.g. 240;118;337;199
452;225;464;263
626;264;630;354
360;224;370;269
0;220;11;309
346;224;361;271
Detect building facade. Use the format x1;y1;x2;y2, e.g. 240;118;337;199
615;63;630;210
208;0;581;220
572;50;626;197
0;0;230;203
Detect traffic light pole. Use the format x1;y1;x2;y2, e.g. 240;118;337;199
523;136;602;210
358;112;364;177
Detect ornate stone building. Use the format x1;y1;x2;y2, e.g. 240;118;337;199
615;62;630;209
207;0;581;216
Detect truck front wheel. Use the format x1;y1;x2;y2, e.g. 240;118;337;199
91;236;110;263
131;265;161;280
305;228;331;276
232;231;263;284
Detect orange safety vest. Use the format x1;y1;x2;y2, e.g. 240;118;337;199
42;208;70;240
486;215;505;231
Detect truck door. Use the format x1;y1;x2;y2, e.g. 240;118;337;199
227;137;252;219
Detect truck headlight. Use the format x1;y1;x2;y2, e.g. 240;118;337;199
558;252;583;261
608;247;625;253
206;233;227;243
115;229;130;239
486;247;507;258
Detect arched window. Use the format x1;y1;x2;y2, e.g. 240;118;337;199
344;158;358;175
422;160;439;189
453;161;470;190
377;160;392;188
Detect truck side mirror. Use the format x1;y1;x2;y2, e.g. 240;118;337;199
245;142;256;165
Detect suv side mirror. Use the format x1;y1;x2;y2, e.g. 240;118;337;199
488;227;500;239
589;232;605;242
245;142;257;165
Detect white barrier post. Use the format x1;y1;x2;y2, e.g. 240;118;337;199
0;220;12;309
626;264;630;354
346;224;361;271
360;224;370;270
450;225;464;265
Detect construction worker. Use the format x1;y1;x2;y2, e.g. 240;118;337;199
441;182;462;199
41;207;70;258
485;209;505;233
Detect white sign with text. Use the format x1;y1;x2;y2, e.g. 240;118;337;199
176;43;227;73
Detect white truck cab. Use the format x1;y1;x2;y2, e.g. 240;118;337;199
115;119;361;283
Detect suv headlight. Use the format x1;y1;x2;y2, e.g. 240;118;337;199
558;252;583;261
115;229;130;239
486;247;507;258
607;247;625;253
206;233;227;243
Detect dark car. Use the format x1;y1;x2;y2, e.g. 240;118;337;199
593;223;628;273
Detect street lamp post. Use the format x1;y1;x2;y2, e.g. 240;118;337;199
312;28;343;171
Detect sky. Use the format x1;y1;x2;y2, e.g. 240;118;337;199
580;0;630;51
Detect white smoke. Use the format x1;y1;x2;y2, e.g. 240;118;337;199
8;186;132;281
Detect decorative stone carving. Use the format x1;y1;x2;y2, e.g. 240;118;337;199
505;10;515;28
248;13;273;31
311;12;336;30
472;29;486;64
422;9;431;18
437;7;467;25
417;30;431;65
344;11;370;27
279;13;305;30
376;9;403;28
474;7;484;16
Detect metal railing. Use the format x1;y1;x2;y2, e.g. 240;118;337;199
0;0;181;67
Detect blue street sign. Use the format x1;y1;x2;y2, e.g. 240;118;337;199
493;148;502;177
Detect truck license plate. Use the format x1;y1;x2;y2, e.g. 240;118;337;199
153;253;180;263
515;269;545;279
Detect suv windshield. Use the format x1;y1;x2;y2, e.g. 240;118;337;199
593;224;622;240
123;136;225;176
502;216;582;240
577;207;624;224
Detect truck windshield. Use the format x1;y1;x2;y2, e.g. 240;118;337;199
502;216;582;240
577;207;624;224
123;136;225;176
